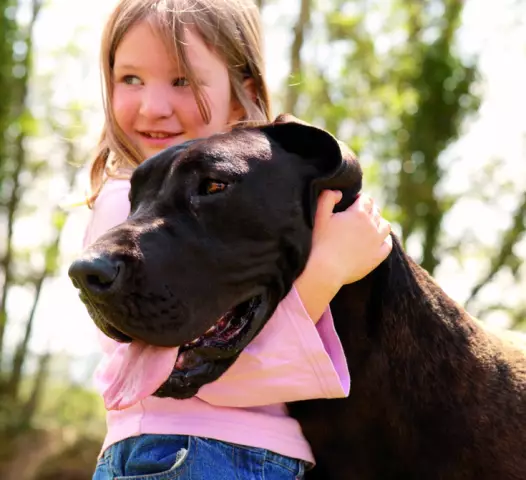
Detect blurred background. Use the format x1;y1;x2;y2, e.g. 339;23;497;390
0;0;525;478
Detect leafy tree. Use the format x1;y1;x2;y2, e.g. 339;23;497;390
0;0;93;430
0;0;44;372
270;0;524;326
0;0;17;179
283;0;480;272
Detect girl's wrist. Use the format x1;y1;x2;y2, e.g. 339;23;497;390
294;253;343;323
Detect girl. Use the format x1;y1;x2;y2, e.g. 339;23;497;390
84;0;392;478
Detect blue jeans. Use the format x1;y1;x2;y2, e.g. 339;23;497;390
93;434;307;479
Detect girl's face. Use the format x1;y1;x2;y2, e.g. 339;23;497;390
112;21;244;159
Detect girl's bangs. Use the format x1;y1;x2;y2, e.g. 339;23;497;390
144;9;211;123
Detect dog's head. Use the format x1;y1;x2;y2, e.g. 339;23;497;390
69;114;362;396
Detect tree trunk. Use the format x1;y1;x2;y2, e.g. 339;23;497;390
465;191;526;310
6;136;79;400
284;0;311;114
0;0;43;365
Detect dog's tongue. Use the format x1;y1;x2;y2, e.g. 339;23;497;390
94;340;179;410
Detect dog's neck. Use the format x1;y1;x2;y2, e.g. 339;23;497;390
330;235;478;383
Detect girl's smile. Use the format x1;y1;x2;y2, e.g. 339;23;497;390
137;130;185;149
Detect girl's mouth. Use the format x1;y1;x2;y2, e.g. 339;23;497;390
138;131;184;145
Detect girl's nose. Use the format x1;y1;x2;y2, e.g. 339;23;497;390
139;85;173;119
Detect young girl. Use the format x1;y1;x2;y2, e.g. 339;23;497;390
84;0;392;478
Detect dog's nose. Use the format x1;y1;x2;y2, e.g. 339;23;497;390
68;256;123;294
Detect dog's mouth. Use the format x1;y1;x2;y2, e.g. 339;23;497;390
79;284;275;399
154;293;270;399
79;287;269;399
78;291;134;343
175;295;263;367
78;289;264;357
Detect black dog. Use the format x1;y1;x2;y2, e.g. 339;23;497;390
69;115;526;479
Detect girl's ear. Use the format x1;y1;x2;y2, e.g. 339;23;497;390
229;78;257;123
243;77;257;103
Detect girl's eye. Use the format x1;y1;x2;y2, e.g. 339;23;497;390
123;75;142;85
173;77;190;87
198;180;229;196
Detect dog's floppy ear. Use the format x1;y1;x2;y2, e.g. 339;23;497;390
260;113;363;227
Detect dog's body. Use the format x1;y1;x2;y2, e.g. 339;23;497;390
288;244;526;479
70;116;526;479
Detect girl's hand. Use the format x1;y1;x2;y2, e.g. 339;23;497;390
295;190;392;322
310;190;392;286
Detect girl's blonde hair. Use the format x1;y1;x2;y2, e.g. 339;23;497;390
88;0;272;207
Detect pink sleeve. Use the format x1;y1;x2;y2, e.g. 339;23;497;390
197;287;350;406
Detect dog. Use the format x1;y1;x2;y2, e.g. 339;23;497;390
69;115;526;479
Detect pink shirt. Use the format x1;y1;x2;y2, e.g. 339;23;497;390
84;179;350;464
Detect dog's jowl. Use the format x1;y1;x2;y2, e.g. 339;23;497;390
69;115;526;480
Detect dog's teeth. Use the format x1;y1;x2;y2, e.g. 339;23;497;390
189;338;200;345
205;325;217;335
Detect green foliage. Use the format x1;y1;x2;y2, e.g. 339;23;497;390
287;0;481;275
37;382;106;434
33;436;101;480
1;372;105;440
395;15;480;272
0;0;18;177
0;393;28;433
273;0;525;324
0;0;43;364
0;8;97;465
17;108;40;137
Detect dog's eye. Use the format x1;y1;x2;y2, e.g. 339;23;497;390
199;180;228;196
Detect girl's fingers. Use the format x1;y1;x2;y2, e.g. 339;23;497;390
378;218;391;240
372;204;381;226
315;190;343;227
359;194;374;215
378;234;393;261
357;194;383;228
